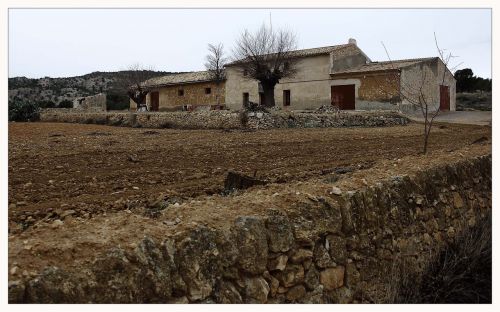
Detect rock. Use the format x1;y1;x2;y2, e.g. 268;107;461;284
91;248;145;303
10;266;19;275
320;266;345;291
330;186;342;195
267;254;288;271
304;266;320;290
325;286;353;303
231;216;268;274
268;275;280;297
345;262;361;287
60;210;76;219
326;236;347;264
290;248;313;264
8;280;25;303
168;296;189;304
25;267;84;303
452;192;464;208
314;243;335;268
131;237;173;301
265;214;294;253
415;196;424;205
177;226;230;301
243;276;269;303
214;280;242;303
286;285;306;302
275;264;304;288
51;219;64;228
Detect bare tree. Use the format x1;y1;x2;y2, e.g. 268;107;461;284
115;64;157;111
205;43;227;107
232;23;298;107
382;33;459;154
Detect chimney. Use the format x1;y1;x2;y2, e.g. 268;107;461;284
348;38;357;45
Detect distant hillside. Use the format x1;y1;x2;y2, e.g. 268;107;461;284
8;70;177;110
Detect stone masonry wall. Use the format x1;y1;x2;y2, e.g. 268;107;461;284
9;155;491;303
39;110;408;130
73;93;106;111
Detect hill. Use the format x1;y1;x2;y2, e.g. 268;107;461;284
8;70;177;110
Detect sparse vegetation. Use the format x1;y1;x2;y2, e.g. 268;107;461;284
456;92;491;111
58;99;73;108
387;212;491;303
8;100;40;122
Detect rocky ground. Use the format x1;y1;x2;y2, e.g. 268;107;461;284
8;121;491;292
8;121;490;232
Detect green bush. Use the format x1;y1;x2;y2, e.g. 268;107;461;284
106;93;130;111
38;100;56;108
58;99;73;108
8;100;40;122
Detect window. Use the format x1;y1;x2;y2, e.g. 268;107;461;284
243;92;249;106
283;90;291;106
178;89;184;96
205;87;211;94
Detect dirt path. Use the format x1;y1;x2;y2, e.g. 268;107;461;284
8;122;491;231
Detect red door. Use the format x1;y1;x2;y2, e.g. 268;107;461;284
331;85;355;110
439;85;450;111
150;92;159;111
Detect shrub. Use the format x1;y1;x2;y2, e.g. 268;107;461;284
58;99;73;108
38;100;56;109
8;100;40;122
106;93;130;111
387;212;491;303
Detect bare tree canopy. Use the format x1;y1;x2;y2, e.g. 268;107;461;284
205;43;227;106
205;43;227;83
381;33;459;154
115;63;157;111
232;23;298;107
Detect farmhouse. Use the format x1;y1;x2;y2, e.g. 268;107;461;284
130;71;225;111
131;38;455;112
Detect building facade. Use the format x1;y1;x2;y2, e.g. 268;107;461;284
130;71;225;111
133;39;456;113
224;39;456;112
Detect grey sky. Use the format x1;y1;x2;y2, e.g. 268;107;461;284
8;8;491;78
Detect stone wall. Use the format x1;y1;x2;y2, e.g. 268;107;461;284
9;155;491;303
73;93;106;111
39;110;409;130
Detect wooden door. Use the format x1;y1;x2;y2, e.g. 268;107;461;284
331;85;355;110
440;85;450;111
150;92;159;111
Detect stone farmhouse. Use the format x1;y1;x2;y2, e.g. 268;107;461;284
131;39;456;112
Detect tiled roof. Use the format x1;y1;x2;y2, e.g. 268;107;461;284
142;71;219;88
331;57;438;75
226;43;362;66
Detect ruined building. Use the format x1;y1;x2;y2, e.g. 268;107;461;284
131;39;455;112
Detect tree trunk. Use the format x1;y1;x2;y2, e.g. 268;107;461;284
261;82;276;107
423;119;429;154
216;83;221;106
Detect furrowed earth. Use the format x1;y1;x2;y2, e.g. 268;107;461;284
8;121;491;281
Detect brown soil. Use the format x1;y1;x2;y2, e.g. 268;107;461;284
8;121;491;280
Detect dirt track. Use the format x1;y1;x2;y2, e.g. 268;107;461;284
8;122;491;231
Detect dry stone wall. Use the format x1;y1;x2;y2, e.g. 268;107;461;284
39;110;408;130
9;155;491;303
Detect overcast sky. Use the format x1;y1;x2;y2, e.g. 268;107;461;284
8;8;491;78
